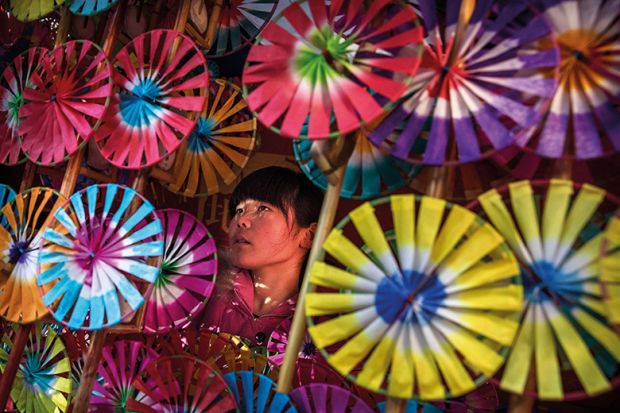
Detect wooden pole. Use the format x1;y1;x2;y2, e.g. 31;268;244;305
0;5;73;410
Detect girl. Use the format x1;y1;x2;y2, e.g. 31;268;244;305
198;166;323;345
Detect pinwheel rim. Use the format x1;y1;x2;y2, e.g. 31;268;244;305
289;382;374;413
242;0;424;140
37;183;163;330
68;0;119;16
307;193;521;399
9;0;65;22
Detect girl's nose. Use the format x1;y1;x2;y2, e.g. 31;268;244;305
235;213;251;228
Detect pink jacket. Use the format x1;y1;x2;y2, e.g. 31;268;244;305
197;269;297;346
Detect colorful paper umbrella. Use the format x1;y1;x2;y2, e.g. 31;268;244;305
602;211;620;335
9;0;65;22
95;29;209;170
125;355;237;412
0;47;47;166
165;78;256;197
306;195;522;399
375;400;442;413
369;0;560;165
19;40;113;166
224;370;297;413
68;0;119;15
242;0;424;139
268;317;318;365
37;184;164;330
470;179;620;400
143;209;217;333
294;129;422;199
289;383;373;413
215;347;279;381
186;0;278;57
515;0;620;159
0;187;67;323
90;339;159;411
0;322;72;413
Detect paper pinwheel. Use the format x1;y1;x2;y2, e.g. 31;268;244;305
59;329;90;393
215;347;279;381
433;381;498;413
0;47;47;166
369;0;560;165
515;0;620;159
143;209;217;333
19;40;113;166
0;187;67;323
95;29;209;170
268;317;318;365
375;400;442;413
68;0;119;15
306;195;522;399
291;358;344;389
0;184;16;211
165;78;256;197
126;355;237;412
90;339;159;411
289;383;373;413
0;322;72;413
243;0;424;139
38;184;164;330
186;0;278;57
602;211;620;335
9;0;65;22
157;329;250;363
294;130;421;199
224;370;297;413
471;179;620;400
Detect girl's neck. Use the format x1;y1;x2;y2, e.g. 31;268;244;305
250;262;301;316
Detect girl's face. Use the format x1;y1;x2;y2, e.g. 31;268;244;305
228;199;311;271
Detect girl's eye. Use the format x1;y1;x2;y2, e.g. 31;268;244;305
258;205;270;212
234;207;244;215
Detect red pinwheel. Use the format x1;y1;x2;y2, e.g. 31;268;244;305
95;29;209;169
369;0;560;165
0;48;47;166
243;0;424;139
143;209;218;333
19;40;113;166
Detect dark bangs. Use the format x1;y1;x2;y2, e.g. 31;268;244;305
229;167;323;228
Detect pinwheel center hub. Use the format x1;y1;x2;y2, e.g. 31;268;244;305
301;341;316;357
527;261;562;301
22;352;41;384
188;117;216;152
8;240;29;264
7;93;23;126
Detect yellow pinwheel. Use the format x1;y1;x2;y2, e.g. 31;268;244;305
306;195;522;399
474;179;620;400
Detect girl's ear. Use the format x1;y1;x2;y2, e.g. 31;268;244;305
300;223;317;249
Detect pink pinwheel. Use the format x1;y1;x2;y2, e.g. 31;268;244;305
90;339;159;411
19;40;113;166
290;383;373;413
143;209;218;333
0;47;47;166
369;0;560;165
243;0;423;139
268;317;318;365
95;29;209;169
127;355;237;412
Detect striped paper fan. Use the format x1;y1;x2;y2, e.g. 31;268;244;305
290;383;373;413
0;322;72;413
95;29;208;170
214;347;279;381
369;0;560;165
243;0;424;139
38;184;164;330
126;355;237;412
306;195;522;399
9;0;64;22
19;40;113;166
68;0;119;15
223;370;297;413
164;78;257;197
0;187;67;323
470;179;620;400
602;211;620;336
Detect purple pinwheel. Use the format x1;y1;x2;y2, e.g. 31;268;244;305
290;383;373;413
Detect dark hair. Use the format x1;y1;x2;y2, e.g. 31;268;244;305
229;166;323;228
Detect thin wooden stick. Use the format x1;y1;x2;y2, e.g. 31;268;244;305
206;0;224;49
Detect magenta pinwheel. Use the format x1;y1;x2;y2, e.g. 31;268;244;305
369;0;560;165
290;383;373;413
156;329;249;363
471;180;620;400
186;0;278;57
126;355;238;412
243;0;424;139
95;29;209;169
37;184;164;330
268;317;318;365
143;209;218;333
0;47;47;166
90;339;159;411
19;40;113;166
515;0;620;159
